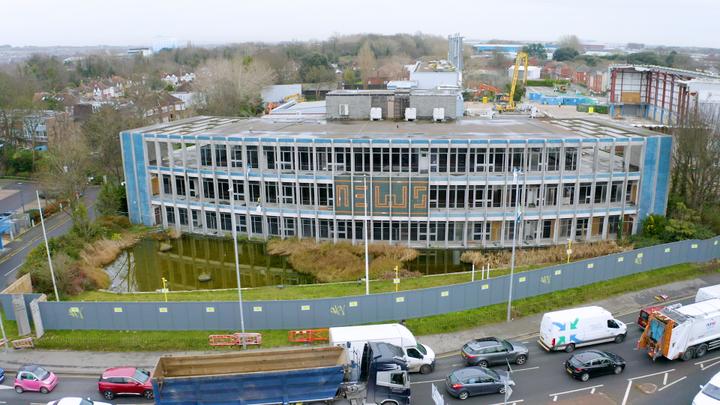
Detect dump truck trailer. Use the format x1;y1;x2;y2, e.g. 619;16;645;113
151;342;411;405
639;299;720;361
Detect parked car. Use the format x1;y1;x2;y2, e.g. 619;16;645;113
694;370;720;404
98;367;153;400
14;364;58;394
460;337;528;367
637;305;664;329
0;367;4;384
565;350;626;382
47;398;111;405
445;366;514;400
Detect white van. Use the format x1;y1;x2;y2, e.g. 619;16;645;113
697;285;720;303
329;323;436;374
538;306;627;352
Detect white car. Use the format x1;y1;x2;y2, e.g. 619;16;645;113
694;371;720;404
47;398;111;405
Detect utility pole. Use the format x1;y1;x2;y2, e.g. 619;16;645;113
37;191;60;302
507;170;522;322
229;185;247;349
363;175;370;296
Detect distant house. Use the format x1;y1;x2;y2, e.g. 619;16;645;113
128;48;152;57
143;93;187;123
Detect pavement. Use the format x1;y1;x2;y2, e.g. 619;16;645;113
1;270;718;379
0;186;98;290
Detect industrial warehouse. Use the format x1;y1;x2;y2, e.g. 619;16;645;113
121;94;672;248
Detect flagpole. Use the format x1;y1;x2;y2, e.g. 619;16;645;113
507;169;521;322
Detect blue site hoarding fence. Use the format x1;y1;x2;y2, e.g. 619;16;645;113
2;237;719;331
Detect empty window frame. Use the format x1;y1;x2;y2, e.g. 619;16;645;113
279;146;294;170
251;215;263;234
215;145;227;167
267;216;280;236
249;181;261;203
594;182;608;204
231;145;243;168
561;184;575;205
448;185;465;208
353;147;371;172
547;147;560;171
232;180;244;201
175;177;186;196
318;184;334;206
298;147;314;171
578;183;592;204
575;218;589;238
217;179;230;201
299;183;315;205
316;147;332;171
558;218;572;238
263;146;276;170
564;147;578;171
334;147;351;172
265;182;278;204
473;222;491;241
284;218;296;237
200;145;212;166
202;178;215;199
429;185;447;209
246;146;259;169
165;206;175;224
545;184;558;206
205;211;217;229
281;182;295;204
220;213;232;231
528;147;543;171
162;175;172;194
610;181;623;203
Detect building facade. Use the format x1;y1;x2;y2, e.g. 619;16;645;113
122;116;671;248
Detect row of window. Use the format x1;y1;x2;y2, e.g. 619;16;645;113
428;181;638;209
161;207;626;243
147;141;641;175
158;174;638;209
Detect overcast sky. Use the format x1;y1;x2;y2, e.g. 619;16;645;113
1;0;717;49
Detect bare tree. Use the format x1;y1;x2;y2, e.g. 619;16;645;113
670;108;720;210
558;35;584;53
357;42;376;89
194;57;276;116
39;114;92;208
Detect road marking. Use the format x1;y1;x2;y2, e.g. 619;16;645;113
550;384;603;401
410;378;445;385
663;372;668;385
626;322;635;325
621;368;676;405
0;385;12;390
489;400;524;405
451;363;462;367
4;264;21;278
512;366;540;372
696;355;720;370
658;376;686;392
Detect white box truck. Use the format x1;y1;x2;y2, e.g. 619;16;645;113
696;285;720;303
639;299;720;361
538;306;627;352
329;323;436;374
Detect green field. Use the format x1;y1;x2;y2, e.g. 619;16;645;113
5;261;713;352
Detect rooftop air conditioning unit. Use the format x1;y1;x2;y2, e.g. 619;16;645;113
433;107;445;122
405;107;416;121
370;107;382;121
339;104;350;117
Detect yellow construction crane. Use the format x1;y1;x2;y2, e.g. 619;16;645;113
495;51;528;113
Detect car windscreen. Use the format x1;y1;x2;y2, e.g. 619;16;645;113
448;373;460;384
34;367;50;380
482;368;499;380
416;343;427;355
501;340;513;351
133;369;150;383
703;383;720;400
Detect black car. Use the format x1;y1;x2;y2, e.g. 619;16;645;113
461;337;529;368
565;350;626;382
445;367;515;400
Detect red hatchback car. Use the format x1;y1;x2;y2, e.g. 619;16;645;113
98;367;153;400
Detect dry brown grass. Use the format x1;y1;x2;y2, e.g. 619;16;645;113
267;239;419;282
461;240;630;268
77;233;141;289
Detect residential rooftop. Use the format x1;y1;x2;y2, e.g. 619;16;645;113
129;115;660;142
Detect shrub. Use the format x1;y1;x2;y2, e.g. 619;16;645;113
461;240;627;268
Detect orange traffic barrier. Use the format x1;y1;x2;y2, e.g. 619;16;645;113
208;333;262;347
288;328;329;343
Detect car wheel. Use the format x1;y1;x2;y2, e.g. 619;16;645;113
14;386;22;394
580;373;590;382
681;348;695;361
103;390;115;400
458;391;469;400
696;344;709;358
144;390;154;400
565;343;576;353
420;364;432;374
515;354;527;365
614;366;623;375
477;360;489;368
40;387;49;394
614;334;626;343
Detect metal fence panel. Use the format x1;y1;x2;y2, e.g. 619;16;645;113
6;238;719;331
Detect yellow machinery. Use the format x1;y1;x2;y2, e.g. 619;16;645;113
495;51;528;113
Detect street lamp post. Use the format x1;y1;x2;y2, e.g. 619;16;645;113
229;185;247;349
507;169;522;322
363;176;370;296
36;190;60;302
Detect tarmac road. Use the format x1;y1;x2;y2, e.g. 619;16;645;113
411;297;711;405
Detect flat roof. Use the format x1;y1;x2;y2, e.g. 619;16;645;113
129;115;659;141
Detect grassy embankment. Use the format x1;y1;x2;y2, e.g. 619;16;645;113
12;261;716;351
